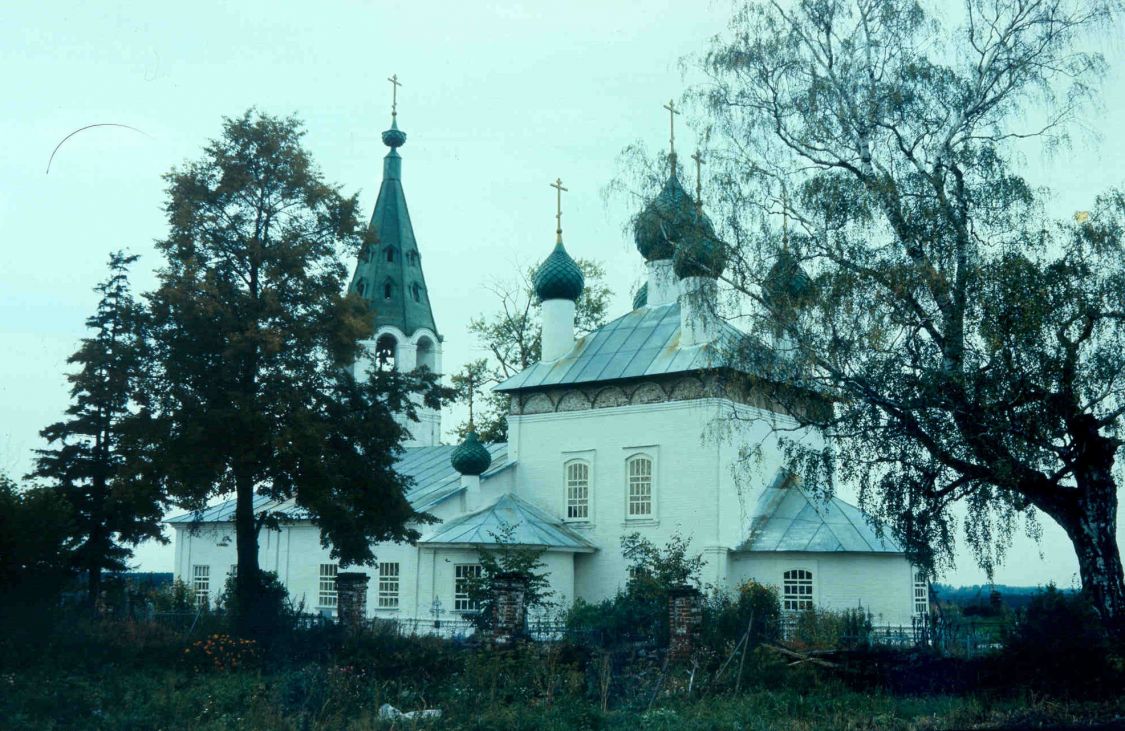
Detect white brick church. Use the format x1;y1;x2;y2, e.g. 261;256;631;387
169;107;924;627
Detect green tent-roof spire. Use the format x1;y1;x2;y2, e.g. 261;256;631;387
347;97;439;339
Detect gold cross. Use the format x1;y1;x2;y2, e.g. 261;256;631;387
388;74;403;118
663;99;681;163
690;150;704;206
550;177;568;243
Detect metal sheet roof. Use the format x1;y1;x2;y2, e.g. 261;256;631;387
166;443;510;524
418;494;595;552
495;302;751;392
738;472;903;554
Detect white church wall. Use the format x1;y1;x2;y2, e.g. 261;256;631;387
509;398;729;602
730;552;917;626
507;393;827;602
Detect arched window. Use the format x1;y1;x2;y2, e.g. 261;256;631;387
782;569;814;611
565;460;590;521
415;336;436;372
385;247;396;263
375;333;397;371
383;281;394;300
625;455;653;518
411;283;422;303
407;251;419;267
355;278;366;297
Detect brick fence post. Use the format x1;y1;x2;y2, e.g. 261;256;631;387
491;571;530;646
668;584;702;662
336;572;369;632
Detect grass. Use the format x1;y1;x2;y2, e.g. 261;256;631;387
4;660;1125;731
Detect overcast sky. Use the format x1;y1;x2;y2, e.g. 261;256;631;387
3;0;1124;587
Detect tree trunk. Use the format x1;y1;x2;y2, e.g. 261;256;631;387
1049;417;1125;639
87;566;102;613
1064;470;1125;639
233;469;262;636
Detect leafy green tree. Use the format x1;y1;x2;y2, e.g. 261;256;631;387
143;110;448;632
454;259;613;441
0;473;75;606
32;252;164;605
694;0;1125;631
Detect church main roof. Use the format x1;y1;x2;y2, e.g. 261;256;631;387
165;443;511;525
495;301;758;393
346;116;439;339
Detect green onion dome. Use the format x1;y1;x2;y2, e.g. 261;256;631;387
762;250;815;310
633;174;696;262
672;209;728;279
632;281;649;309
451;431;492;476
533;242;585;302
381;118;407;149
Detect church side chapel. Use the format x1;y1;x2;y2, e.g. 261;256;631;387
169;83;922;629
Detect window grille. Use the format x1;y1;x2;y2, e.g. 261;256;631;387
454;564;482;612
626;456;653;517
783;569;814;611
565;460;590;520
192;565;210;607
914;572;929;615
378;562;400;609
319;563;338;608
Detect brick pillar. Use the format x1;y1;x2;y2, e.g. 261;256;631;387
668;584;702;662
336;572;369;632
491;571;530;646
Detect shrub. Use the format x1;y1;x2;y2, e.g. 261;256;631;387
997;584;1115;694
702;581;781;654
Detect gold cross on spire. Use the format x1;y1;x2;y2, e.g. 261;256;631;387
690;150;704;207
387;74;403;118
663;99;681;169
550;178;568;244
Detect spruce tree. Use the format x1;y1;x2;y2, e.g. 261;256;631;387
33;251;163;605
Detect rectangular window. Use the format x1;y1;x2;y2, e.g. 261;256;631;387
914;572;928;615
627;456;653;517
378;562;400;609
783;569;814;611
566;461;590;520
191;565;210;607
454;564;482;612
319;563;338;608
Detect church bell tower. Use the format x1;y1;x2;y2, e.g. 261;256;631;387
347;74;443;447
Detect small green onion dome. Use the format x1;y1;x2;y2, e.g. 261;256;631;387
533;242;585;302
451;431;492;476
632;281;649;309
762;250;815;310
382;118;407;149
634;174;696;262
672;209;728;279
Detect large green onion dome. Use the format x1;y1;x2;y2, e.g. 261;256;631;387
672;209;728;279
632;281;649;309
533;242;585;302
451;431;492;476
762;250;815;310
633;173;697;262
381;118;406;149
